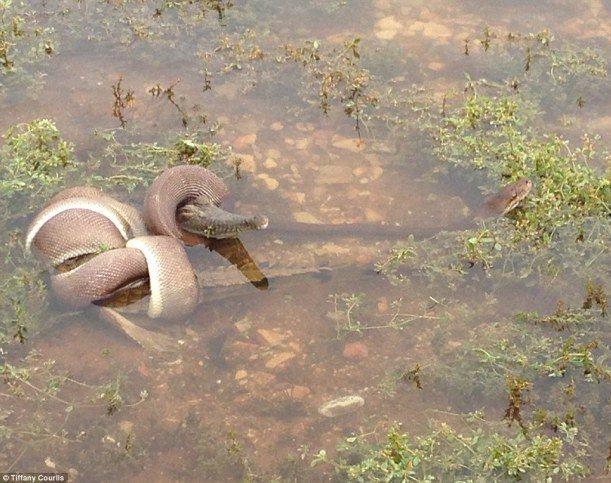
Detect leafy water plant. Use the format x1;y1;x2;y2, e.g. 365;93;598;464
0;119;75;213
321;416;589;481
0;120;77;343
327;293;438;337
0;0;56;99
436;92;609;245
472;27;607;85
283;38;378;135
376;82;609;288
90;128;225;191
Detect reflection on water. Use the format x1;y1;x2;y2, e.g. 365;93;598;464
0;0;609;479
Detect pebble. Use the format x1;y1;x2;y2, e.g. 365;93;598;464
270;122;284;131
376;16;402;31
285;192;306;204
234;134;257;150
263;158;278;169
45;457;56;469
294;138;310;150
265;352;296;369
318;395;365;417
370;166;384;180
257;328;285;346
313;243;350;256
290;385;311;400
295;122;315;132
318;165;353;184
364;207;384;222
343;341;369;360
249;371;276;388
407;21;453;41
377;297;390;314
332;136;365;153
293;211;321;224
356;253;374;265
235;370;248;380
260;175;279;190
376;29;398;40
266;148;281;158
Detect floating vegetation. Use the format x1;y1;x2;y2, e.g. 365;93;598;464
0;1;608;479
91;128;226;191
503;375;531;429
148;80;195;128
327;292;438;336
111;77;135;129
283;38;377;136
469;27;607;84
0;119;75;211
435;93;609;244
0;0;55;76
318;416;589;481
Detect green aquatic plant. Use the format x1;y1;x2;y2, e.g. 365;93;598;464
0;119;75;211
0;120;76;342
283;38;378;135
435;296;609;397
472;27;606;84
0;0;54;69
90;128;225;191
0;0;56;98
322;416;589;481
435;92;609;245
421;292;609;474
327;293;437;337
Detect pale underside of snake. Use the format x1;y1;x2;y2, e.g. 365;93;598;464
26;165;269;351
27;166;531;352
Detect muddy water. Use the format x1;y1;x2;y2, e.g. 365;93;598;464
1;0;609;480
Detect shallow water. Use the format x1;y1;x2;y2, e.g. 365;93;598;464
1;0;609;480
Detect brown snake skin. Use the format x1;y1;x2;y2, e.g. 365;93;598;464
26;165;228;320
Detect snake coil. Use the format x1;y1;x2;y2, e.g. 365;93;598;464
25;165;233;319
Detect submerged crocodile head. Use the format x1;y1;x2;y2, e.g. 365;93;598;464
178;198;269;239
480;177;533;218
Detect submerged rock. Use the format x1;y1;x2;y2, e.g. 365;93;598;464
318;395;365;417
343;341;369;360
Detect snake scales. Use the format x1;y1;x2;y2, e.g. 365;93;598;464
26;165;268;329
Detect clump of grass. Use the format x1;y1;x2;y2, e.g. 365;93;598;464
583;280;607;317
327;293;437;337
439;293;609;396
320;417;589;481
471;27;607;84
0;120;76;342
503;375;531;429
436;93;609;244
283;38;378;135
0;119;75;211
0;0;55;73
90;128;225;192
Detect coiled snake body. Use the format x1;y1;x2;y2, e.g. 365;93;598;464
26;168;531;351
26;165;268;348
